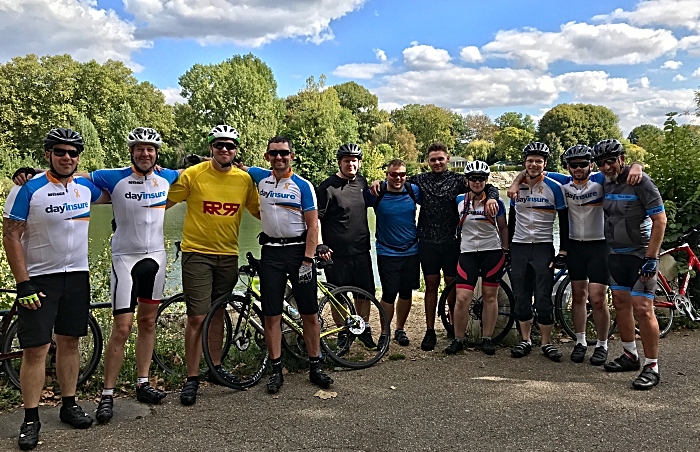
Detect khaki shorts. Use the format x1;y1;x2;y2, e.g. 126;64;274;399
182;252;239;316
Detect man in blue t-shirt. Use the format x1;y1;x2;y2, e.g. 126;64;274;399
365;159;422;349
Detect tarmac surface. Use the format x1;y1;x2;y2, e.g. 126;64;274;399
2;329;700;451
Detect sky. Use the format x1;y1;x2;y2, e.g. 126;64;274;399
2;0;700;134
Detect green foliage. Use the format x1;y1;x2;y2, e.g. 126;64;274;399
104;102;138;168
370;122;418;163
72;112;105;172
390;104;456;158
465;139;495;161
494;127;535;162
459;113;497;143
333;82;388;142
537;104;622;153
628;124;662;144
361;142;389;183
495;111;536;134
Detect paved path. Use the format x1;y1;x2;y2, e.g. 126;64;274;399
2;330;700;451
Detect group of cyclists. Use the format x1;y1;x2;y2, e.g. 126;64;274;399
1;122;668;451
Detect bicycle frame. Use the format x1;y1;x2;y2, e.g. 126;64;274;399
657;242;700;320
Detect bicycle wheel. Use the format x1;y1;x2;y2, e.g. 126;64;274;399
652;280;674;338
2;314;103;390
281;282;336;362
555;276;614;346
318;286;390;369
438;279;515;345
202;295;268;389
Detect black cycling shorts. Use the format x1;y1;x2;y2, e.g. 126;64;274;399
566;240;609;285
608;254;657;299
455;250;505;292
259;244;318;317
323;251;375;296
377;254;420;304
17;272;91;349
419;242;460;278
510;243;555;325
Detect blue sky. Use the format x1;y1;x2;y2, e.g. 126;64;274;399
2;0;700;133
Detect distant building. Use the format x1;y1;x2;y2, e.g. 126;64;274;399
449;156;468;169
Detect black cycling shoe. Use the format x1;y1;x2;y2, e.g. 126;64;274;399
95;396;114;424
357;328;377;349
570;343;587;363
208;366;241;386
511;341;532;358
59;404;94;429
18;421;41;451
180;380;199;406
394;329;410;346
632;364;660;390
542;344;562;362
604;352;640;372
421;329;437;352
444;338;464;355
136;382;167;404
267;372;284;394
481;338;496;356
309;368;333;389
589;346;608;366
377;334;388;351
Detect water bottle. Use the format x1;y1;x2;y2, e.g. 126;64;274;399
284;300;301;321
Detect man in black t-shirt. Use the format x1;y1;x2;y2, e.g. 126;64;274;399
317;143;377;348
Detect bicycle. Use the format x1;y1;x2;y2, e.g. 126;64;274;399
200;252;390;389
0;288;105;390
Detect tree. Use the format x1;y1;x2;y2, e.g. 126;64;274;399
361;142;391;183
282;76;359;186
494;127;535;162
370;122;418;163
628;124;662;144
460;113;497;143
72;112;104;172
332;82;388;142
495;111;536;134
537;103;622;151
175;54;284;167
465;140;495;162
104;102;138;168
390;104;456;159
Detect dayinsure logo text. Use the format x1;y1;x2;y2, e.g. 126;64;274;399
45;202;89;214
125;191;166;201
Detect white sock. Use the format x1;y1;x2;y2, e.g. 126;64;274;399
596;340;608;350
102;388;114;397
622;341;638;359
575;333;586;346
643;358;659;373
137;377;149;385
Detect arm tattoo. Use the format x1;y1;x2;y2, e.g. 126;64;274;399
2;219;26;239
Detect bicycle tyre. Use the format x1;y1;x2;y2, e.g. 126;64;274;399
554;275;614;346
152;293;232;377
438;279;515;345
319;286;390;369
202;294;268;389
2;313;103;390
281;282;336;362
606;280;674;339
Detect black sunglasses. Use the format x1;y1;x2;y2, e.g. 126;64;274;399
267;150;291;157
387;171;407;178
51;148;80;158
468;175;488;182
568;161;590;169
213;142;237;151
595;157;618;167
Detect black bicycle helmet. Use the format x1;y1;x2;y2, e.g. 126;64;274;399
592;139;625;160
336;143;363;160
522;142;550;160
43;128;84;153
563;144;593;163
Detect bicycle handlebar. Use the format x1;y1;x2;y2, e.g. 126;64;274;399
240;251;333;277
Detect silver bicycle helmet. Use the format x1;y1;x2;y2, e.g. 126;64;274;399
522;142;550;160
464;160;491;177
44;128;84;153
592;139;625;160
336;143;363;160
563;145;592;163
127;127;162;149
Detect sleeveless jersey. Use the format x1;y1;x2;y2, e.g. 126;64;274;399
546;171;605;241
3;173;103;277
457;193;506;253
510;174;566;244
90;166;179;255
248;167;316;241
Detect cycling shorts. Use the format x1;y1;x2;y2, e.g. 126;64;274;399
259;244;318;317
566;240;609;285
455;250;505;292
419;242;460;278
510;243;555;325
17;272;90;348
608;254;657;299
182;252;239;316
110;251;166;316
378;254;420;304
324;252;376;296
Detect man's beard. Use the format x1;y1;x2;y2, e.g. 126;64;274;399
605;172;620;183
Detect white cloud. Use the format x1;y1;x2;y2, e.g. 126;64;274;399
555;71;630;98
693;68;700;78
332;62;392;79
594;0;700;32
402;45;452;70
378;102;402;113
460;46;484;63
160;87;187;105
482;22;678;70
661;60;683;70
639;77;651;88
126;0;365;46
673;74;687;81
374;48;387;61
678;36;700;56
0;0;149;69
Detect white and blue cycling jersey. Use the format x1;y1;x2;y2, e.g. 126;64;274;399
546;171;605;241
248;167;316;242
510;174;567;244
3;173;103;277
457;193;506;253
90;167;179;255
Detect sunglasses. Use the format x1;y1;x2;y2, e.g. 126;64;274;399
568;161;591;169
595;157;618;167
468;176;488;182
387;171;407;178
51;149;80;158
267;150;291;157
213;142;237;151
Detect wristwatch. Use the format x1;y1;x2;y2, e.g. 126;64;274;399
302;256;314;264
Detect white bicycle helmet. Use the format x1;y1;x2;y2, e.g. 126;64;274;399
464;160;491;177
127;127;162;149
207;125;240;144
